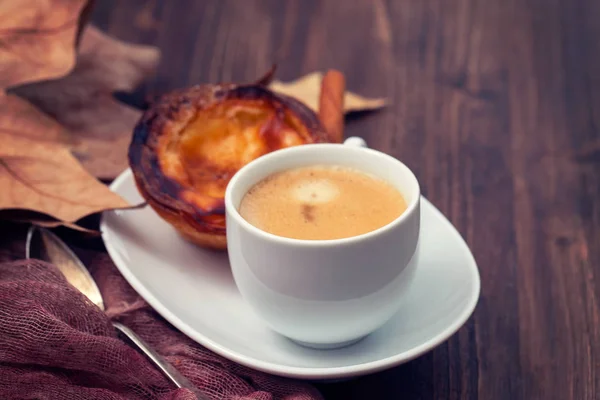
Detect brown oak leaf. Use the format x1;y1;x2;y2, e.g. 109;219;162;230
10;25;160;179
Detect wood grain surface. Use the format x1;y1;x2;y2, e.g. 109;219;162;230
90;1;600;399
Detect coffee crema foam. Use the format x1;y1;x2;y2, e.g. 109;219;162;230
238;165;407;240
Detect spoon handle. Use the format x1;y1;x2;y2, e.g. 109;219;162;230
112;322;208;400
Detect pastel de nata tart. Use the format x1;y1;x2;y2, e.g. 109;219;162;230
128;77;330;249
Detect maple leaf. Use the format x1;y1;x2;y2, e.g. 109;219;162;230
0;130;129;225
10;25;160;179
0;93;72;145
0;1;150;230
269;72;387;114
0;0;88;88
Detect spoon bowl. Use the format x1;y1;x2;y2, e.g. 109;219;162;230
25;225;207;399
26;226;105;310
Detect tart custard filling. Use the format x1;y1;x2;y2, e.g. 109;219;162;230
157;99;311;213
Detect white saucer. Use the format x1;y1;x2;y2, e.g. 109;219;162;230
101;169;480;380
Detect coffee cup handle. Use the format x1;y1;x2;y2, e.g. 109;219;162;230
343;136;368;148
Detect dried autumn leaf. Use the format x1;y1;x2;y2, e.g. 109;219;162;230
270;71;387;114
0;130;129;225
10;25;160;179
0;93;73;146
0;3;136;230
0;0;88;88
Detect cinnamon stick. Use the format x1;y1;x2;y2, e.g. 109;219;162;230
318;69;345;143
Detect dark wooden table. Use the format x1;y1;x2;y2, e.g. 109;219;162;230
91;1;600;399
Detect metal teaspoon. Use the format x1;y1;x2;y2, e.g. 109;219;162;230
25;226;207;400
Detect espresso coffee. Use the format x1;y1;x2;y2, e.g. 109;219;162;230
238;165;407;240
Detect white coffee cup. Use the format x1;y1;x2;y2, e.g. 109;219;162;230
225;137;421;349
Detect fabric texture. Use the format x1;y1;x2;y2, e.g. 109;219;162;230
0;256;322;400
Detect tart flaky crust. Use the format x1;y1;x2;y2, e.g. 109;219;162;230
128;83;329;249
